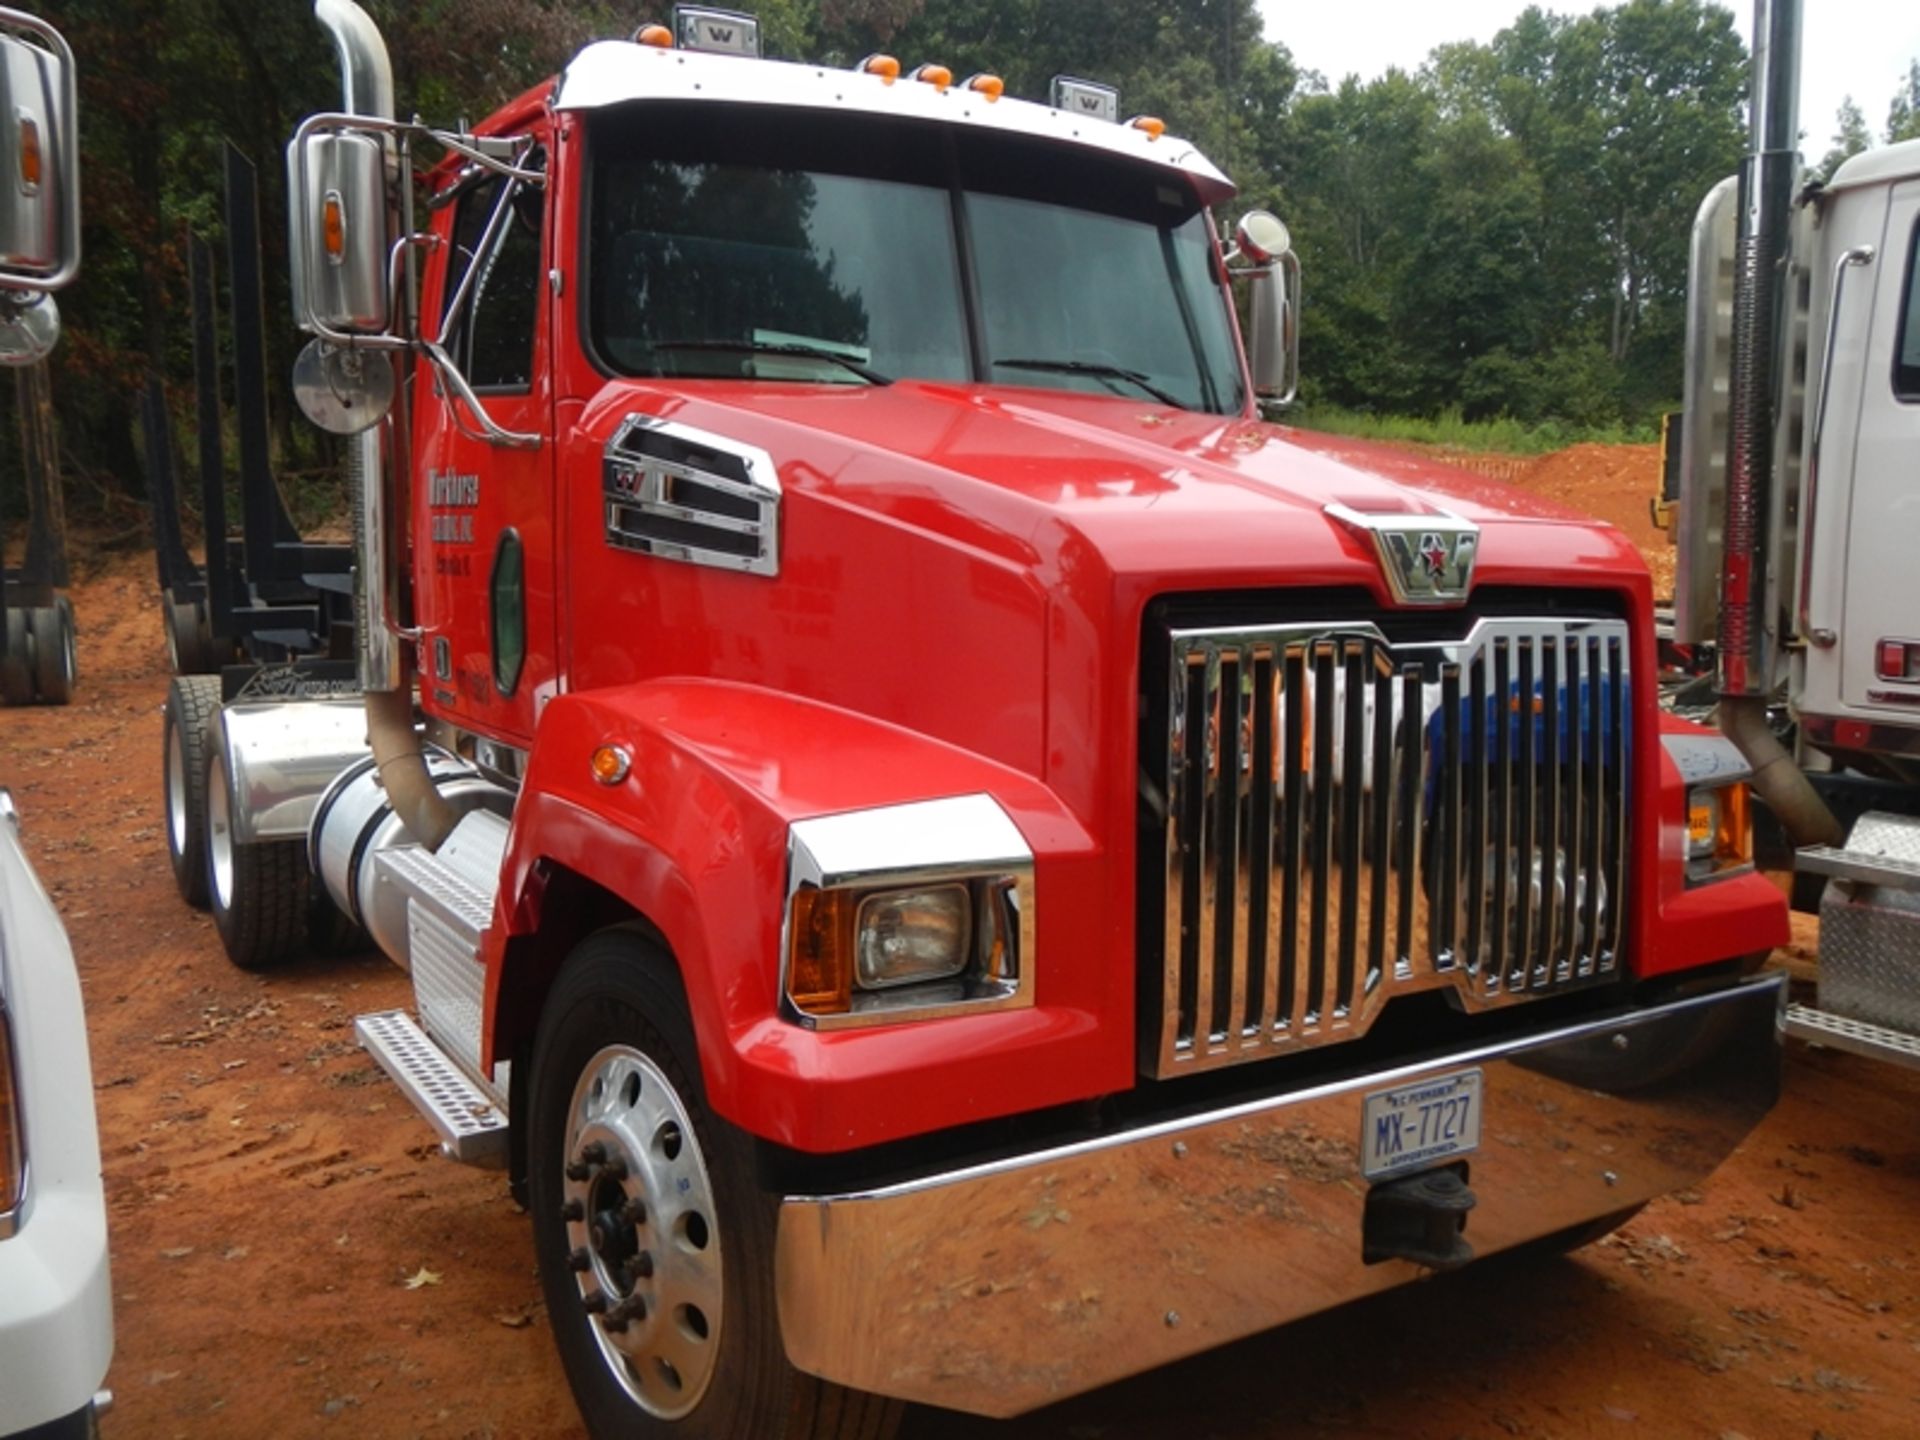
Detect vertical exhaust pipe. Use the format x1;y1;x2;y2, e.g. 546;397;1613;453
313;0;456;850
1716;0;1839;847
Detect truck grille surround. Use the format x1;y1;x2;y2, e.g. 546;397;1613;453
1143;604;1633;1078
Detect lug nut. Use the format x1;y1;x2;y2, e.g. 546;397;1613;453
581;1141;608;1164
582;1289;608;1314
630;1250;655;1281
560;1199;584;1222
619;1198;646;1226
602;1155;629;1181
568;1246;591;1273
565;1160;592;1182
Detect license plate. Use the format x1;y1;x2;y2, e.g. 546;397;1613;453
1361;1069;1483;1180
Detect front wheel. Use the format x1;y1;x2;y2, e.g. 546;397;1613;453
528;931;903;1440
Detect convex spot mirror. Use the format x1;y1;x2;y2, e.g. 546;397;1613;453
289;129;392;337
1234;211;1291;267
0;16;80;292
0;291;57;366
1229;209;1301;406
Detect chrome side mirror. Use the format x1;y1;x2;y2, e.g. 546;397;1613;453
288;127;392;338
1229;210;1301;407
0;289;57;366
0;10;79;295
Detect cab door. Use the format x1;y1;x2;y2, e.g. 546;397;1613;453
414;135;555;744
1839;178;1920;715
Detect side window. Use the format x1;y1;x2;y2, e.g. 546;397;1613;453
441;151;545;391
1898;218;1920;401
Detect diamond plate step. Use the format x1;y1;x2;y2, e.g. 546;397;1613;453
1797;845;1920;890
1784;1002;1920;1070
354;1009;509;1165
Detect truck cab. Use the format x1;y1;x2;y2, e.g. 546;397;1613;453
168;5;1791;1436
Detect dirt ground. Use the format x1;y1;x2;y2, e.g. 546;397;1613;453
4;449;1918;1440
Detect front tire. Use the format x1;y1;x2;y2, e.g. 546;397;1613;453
529;931;902;1440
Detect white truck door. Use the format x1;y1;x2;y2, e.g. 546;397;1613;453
1839;177;1920;715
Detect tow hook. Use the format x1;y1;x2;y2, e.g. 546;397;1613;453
1362;1164;1476;1270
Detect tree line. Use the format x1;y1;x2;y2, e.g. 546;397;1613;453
20;0;1920;512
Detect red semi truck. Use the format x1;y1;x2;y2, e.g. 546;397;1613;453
161;3;1791;1434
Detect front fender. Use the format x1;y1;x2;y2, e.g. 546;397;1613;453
486;679;1116;1153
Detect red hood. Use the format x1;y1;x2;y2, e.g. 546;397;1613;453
578;378;1647;602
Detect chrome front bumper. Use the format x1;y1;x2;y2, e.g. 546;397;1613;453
775;973;1783;1417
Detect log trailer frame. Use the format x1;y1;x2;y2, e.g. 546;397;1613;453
156;3;1791;1433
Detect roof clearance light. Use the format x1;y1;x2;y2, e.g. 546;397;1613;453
672;5;760;57
1129;115;1166;140
633;22;674;47
859;53;901;84
911;63;953;93
1050;75;1120;124
965;73;1005;101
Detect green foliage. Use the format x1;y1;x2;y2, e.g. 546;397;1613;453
1819;96;1873;180
1891;61;1920;144
1291;404;1657;455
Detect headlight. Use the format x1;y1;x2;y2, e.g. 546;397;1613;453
856;885;971;989
1686;780;1752;883
783;795;1035;1028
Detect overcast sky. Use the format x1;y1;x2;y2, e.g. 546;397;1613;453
1256;1;1920;150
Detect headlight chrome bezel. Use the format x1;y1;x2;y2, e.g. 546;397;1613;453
782;794;1035;1030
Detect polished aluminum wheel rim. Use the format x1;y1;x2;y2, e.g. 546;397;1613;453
563;1044;723;1419
207;753;234;910
166;720;189;858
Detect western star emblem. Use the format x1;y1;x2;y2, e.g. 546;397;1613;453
1323;502;1481;607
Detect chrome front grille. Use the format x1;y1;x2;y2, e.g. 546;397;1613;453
1151;615;1632;1077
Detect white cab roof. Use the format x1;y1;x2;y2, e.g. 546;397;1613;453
1827;137;1920;194
554;40;1235;203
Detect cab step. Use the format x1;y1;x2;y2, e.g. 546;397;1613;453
1784;1002;1920;1071
354;1008;510;1165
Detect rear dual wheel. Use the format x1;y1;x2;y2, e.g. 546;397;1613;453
163;674;221;907
0;597;76;705
530;932;902;1440
205;746;310;969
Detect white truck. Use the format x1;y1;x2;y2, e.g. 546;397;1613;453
1672;0;1920;1064
0;11;112;1440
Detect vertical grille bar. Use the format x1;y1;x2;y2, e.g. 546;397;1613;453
1368;657;1395;996
1489;636;1512;992
1602;635;1628;965
1157;617;1631;1077
1538;637;1562;983
1246;649;1276;1036
1306;643;1336;1022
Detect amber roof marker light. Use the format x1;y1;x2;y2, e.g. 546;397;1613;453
859;53;901;84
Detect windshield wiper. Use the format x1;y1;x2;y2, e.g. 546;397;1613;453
652;339;890;386
992;357;1183;409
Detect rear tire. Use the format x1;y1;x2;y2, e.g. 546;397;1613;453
164;674;222;907
0;608;31;705
205;748;309;969
529;930;903;1440
28;599;75;704
164;594;219;676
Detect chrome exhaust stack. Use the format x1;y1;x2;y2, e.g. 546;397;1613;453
1714;0;1838;847
307;0;458;853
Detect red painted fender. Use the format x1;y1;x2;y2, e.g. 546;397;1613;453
482;679;1118;1153
1640;712;1790;975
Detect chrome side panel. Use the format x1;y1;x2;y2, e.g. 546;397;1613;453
776;974;1784;1418
1676;174;1737;646
214;699;370;847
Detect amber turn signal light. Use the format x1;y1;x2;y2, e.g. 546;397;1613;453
787;888;855;1015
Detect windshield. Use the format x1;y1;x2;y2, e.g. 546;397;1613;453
588;103;1245;414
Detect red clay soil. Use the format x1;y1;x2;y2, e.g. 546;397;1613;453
1424;442;1678;600
3;498;1916;1440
